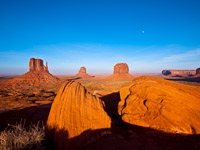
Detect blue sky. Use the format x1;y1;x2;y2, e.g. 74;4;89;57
0;0;200;75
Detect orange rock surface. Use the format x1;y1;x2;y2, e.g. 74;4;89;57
109;63;134;80
118;76;200;134
46;81;111;149
76;67;93;79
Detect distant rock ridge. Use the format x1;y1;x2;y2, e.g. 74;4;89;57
162;70;196;76
75;67;93;79
46;81;111;149
109;63;133;80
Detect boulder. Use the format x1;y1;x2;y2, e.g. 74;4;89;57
109;63;133;80
118;76;200;134
46;81;111;149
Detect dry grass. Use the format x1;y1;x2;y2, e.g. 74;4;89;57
0;121;45;150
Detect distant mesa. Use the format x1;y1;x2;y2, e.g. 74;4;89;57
162;70;196;77
196;68;200;75
109;63;134;80
46;81;111;149
75;66;93;79
2;58;62;86
29;58;48;72
118;76;200;134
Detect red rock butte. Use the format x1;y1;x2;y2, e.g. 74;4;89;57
196;68;200;75
109;63;134;80
118;76;200;134
2;58;62;86
162;70;196;76
46;81;111;149
29;58;48;72
75;67;93;79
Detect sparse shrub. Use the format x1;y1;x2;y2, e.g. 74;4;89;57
0;121;46;150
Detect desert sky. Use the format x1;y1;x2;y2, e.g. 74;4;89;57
0;0;200;75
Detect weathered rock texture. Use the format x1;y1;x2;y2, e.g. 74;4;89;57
3;58;62;86
162;70;196;76
76;67;93;79
29;58;48;72
109;63;133;80
46;81;111;149
118;76;200;134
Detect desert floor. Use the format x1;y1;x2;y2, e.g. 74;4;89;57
0;74;200;149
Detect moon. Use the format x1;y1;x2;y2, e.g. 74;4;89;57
142;30;144;33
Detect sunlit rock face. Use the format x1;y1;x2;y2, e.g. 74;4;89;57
46;81;111;149
110;63;133;80
118;76;200;134
29;58;48;72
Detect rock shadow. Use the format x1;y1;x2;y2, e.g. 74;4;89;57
0;104;51;131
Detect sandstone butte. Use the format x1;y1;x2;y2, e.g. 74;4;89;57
118;76;200;134
109;63;134;80
75;66;93;79
162;70;196;76
1;58;62;86
46;81;111;149
196;68;200;75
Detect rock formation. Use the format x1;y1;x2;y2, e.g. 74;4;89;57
2;58;62;86
29;58;48;72
162;70;196;76
109;63;133;80
75;67;93;79
196;68;200;75
46;81;111;149
118;76;200;134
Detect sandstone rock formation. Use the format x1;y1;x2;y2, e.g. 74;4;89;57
118;76;200;134
76;66;93;79
162;70;196;76
109;63;133;80
29;58;48;72
196;68;200;75
46;81;111;149
2;58;62;86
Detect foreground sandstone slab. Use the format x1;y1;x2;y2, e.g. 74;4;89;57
46;81;111;149
118;76;200;134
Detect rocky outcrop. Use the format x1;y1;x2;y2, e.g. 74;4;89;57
2;58;62;86
196;68;200;75
76;67;93;79
29;58;48;72
162;70;196;76
46;81;111;149
109;63;133;80
118;76;200;134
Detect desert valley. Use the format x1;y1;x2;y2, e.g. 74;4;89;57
1;1;200;149
0;58;200;150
